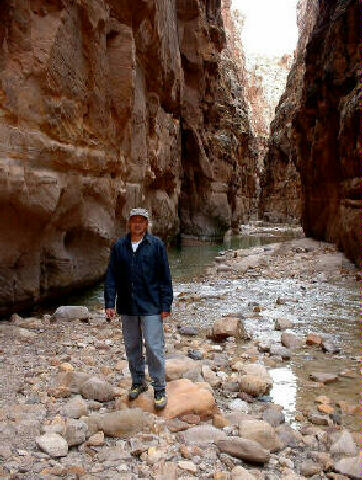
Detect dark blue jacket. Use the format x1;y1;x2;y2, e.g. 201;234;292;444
104;233;173;315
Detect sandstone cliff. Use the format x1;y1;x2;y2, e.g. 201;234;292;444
259;0;318;223
0;0;253;313
295;0;361;265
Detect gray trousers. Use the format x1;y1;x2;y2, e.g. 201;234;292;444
121;315;165;392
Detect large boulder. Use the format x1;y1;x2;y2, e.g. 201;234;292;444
89;409;148;437
238;419;282;452
128;379;217;419
212;317;246;341
240;364;273;388
65;419;88;446
216;437;270;464
53;306;89;321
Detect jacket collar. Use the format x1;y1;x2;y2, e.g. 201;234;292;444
126;232;151;246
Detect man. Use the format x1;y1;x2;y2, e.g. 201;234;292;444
104;208;173;409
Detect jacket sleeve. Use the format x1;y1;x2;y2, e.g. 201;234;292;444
158;241;173;312
104;244;117;309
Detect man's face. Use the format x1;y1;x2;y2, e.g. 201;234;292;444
129;215;148;236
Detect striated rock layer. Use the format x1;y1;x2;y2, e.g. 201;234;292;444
295;0;361;266
260;0;318;224
261;0;360;268
0;0;254;313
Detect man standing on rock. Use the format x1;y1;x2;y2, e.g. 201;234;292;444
104;208;173;410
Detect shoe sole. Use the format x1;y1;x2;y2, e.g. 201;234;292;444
154;399;168;410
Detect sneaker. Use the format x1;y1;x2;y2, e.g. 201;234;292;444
129;383;148;400
154;390;167;410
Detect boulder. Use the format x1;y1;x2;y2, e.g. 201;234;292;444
334;453;362;479
53;306;89;321
65;419;88;446
269;345;291;360
165;356;201;381
239;375;269;397
128;379;216;419
35;433;68;457
281;332;304;349
300;460;322;477
238;419;282;452
262;406;285;427
179;326;199;336
179;425;227;445
330;430;357;456
212;317;245;341
89;408;148;437
216;437;270;464
80;376;115;402
63;395;88;419
240;364;273;387
274;318;293;331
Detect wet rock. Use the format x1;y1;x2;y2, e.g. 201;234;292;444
80;376;115;402
179;424;227;445
330;430;357;457
179;326;199;336
90;408;148;437
300;460;322;477
128;379;216;419
281;332;304;349
238;419;282;452
309;372;338;384
53;306;89;321
239;375;270;397
334;453;362;479
212;316;246;341
216;437;270;464
63;395;88;419
35;433;68;457
274;319;293;331
165;356;201;381
65;419;88;446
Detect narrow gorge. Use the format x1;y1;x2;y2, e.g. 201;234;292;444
0;0;360;315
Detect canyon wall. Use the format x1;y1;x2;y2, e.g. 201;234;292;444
295;0;361;265
259;0;318;223
0;0;253;313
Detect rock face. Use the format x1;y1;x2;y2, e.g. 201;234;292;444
260;0;361;267
260;0;318;224
295;0;361;266
0;0;254;314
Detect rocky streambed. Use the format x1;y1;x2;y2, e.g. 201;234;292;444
0;238;361;479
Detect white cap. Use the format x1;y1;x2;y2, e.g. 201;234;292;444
129;208;149;219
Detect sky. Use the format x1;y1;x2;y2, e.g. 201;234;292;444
232;0;298;57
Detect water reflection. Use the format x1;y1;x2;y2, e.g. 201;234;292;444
269;367;298;424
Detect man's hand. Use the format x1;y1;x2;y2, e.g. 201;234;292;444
161;311;170;319
105;308;115;319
